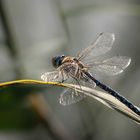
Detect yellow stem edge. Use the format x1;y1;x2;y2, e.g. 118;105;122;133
0;79;68;88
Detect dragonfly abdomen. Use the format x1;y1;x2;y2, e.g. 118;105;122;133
84;71;140;116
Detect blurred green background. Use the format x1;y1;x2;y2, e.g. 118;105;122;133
0;0;140;140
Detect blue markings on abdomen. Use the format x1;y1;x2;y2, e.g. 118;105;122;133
84;72;140;116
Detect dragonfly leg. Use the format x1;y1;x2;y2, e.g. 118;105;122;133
59;70;68;83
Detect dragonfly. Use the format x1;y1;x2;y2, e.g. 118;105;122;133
41;32;140;116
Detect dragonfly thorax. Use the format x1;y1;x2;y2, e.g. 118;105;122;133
52;55;65;68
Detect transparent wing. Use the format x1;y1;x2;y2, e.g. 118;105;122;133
77;32;115;61
80;72;96;87
59;77;96;106
91;56;131;76
59;87;86;105
41;70;68;82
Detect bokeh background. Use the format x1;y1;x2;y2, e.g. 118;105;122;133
0;0;140;140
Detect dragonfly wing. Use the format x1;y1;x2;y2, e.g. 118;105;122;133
81;72;96;88
41;70;68;82
59;75;97;106
92;56;131;76
77;32;115;61
59;87;86;105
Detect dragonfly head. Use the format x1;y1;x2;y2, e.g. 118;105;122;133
52;55;65;68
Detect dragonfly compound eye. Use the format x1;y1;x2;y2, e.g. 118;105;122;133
52;56;64;68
